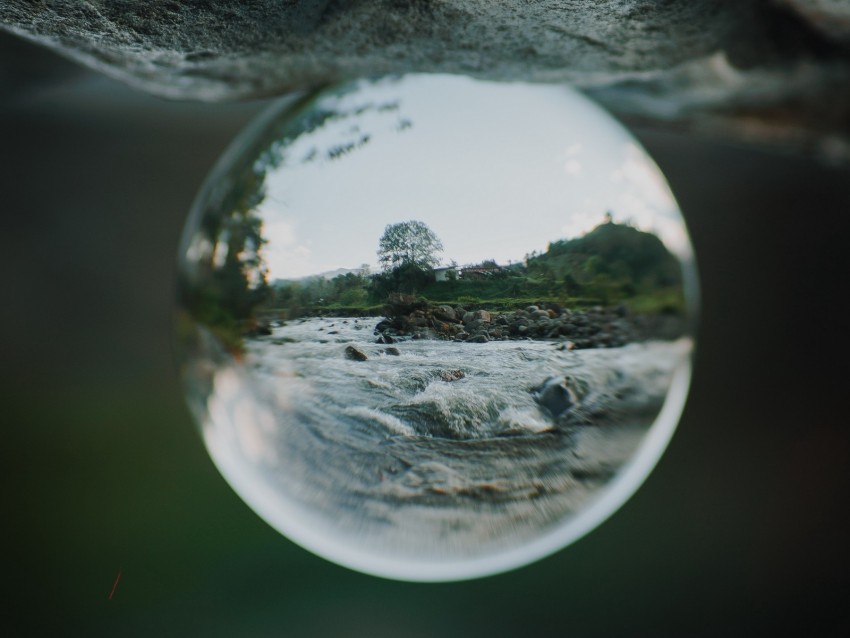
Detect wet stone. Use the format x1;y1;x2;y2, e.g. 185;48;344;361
344;345;368;361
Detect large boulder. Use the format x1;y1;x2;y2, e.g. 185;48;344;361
344;345;368;361
533;377;578;418
433;305;458;323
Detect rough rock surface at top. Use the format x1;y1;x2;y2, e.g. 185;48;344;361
2;0;850;159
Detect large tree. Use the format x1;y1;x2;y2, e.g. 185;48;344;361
377;220;444;271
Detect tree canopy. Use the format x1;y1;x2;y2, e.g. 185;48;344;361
541;218;681;288
377;220;444;271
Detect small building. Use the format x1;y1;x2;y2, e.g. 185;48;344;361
434;266;457;282
459;265;502;280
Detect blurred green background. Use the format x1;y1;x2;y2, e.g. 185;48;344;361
2;31;849;636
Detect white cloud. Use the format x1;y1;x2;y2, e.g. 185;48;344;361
561;210;604;240
611;143;677;213
262;217;316;279
610;143;691;259
560;142;584;176
564;158;583;176
264;218;297;247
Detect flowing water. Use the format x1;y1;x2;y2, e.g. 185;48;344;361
189;316;690;563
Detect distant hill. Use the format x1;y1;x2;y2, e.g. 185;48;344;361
272;266;368;286
529;219;682;291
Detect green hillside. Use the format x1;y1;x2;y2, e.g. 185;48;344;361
266;218;686;319
514;218;684;309
532;218;681;289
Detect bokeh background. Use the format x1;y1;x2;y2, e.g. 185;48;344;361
2;30;849;636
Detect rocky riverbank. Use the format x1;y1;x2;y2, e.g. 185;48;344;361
372;295;685;350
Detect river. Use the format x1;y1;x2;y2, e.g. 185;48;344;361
190;316;691;570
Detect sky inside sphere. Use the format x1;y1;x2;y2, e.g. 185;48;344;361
252;74;691;280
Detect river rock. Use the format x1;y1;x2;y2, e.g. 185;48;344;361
385;347;401;356
464;319;485;333
438;369;465;382
533;377;577;418
344;345;368;361
433;305;458;323
465;334;489;343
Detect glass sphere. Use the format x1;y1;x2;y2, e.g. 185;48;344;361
176;74;697;581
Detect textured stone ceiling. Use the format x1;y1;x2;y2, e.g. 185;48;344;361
3;0;849;160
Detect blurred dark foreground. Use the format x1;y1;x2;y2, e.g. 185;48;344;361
1;32;849;637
